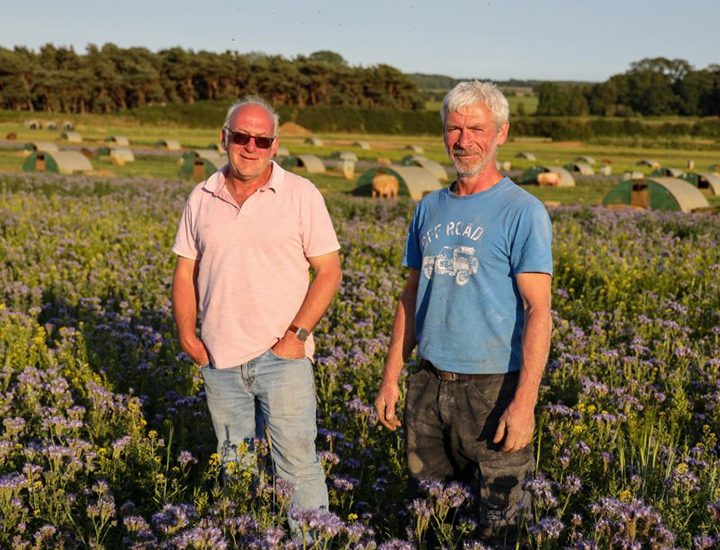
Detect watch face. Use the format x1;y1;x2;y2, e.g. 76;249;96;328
295;328;309;342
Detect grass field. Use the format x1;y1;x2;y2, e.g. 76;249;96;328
2;116;719;210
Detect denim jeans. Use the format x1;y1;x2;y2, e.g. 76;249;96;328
405;366;532;547
200;350;329;517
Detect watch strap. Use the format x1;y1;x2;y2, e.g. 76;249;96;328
288;324;309;342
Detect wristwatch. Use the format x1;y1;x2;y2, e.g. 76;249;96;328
288;324;309;342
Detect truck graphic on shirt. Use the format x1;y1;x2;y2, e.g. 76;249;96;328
422;245;479;286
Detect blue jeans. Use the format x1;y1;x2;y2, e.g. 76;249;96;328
200;350;329;515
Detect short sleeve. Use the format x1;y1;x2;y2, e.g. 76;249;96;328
402;204;422;270
171;199;199;260
300;186;340;258
510;203;553;276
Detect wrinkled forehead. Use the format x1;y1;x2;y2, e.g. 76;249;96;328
444;102;494;125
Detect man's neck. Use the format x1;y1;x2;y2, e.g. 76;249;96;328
225;163;273;205
453;167;504;196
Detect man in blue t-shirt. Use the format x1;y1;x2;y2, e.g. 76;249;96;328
375;81;553;548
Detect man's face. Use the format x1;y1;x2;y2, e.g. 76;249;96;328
222;103;278;183
443;103;508;178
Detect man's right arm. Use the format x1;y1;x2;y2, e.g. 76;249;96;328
375;268;420;431
172;256;209;366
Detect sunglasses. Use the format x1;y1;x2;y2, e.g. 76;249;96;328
224;128;275;149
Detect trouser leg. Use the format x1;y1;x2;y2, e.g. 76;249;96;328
200;363;256;467
253;352;328;513
450;372;532;548
405;368;457;488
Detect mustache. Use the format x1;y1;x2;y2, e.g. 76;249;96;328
451;147;481;157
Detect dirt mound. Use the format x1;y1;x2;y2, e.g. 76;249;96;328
279;122;311;137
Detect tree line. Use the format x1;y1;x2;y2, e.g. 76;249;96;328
0;44;423;113
536;57;720;117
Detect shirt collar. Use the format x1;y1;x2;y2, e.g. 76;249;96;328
202;160;284;197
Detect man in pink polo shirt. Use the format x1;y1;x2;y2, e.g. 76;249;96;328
171;96;341;529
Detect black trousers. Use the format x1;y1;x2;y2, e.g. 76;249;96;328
405;366;533;547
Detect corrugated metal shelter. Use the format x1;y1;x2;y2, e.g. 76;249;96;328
354;166;442;200
681;172;720;196
283;155;326;174
24;119;40;129
61;121;74;130
564;162;594;175
105;135;130;146
650;167;685;178
192;149;225;163
636;159;661;168
603;177;710;213
179;151;225;181
61;131;82;143
519;165;575;187
400;155;449;182
574;155;596;165
156;139;182;150
22;151;93;175
45;121;57;130
404;145;424;154
331;151;359;162
109;147;135;164
304;137;324;146
515;152;536;161
24;141;59;153
352;141;371;150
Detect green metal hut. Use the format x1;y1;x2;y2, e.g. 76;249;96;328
354;166;442;200
519;165;575;187
156;139;182;151
23;151;93;175
24;141;59;153
400;155;449;182
105;135;130;146
60;131;82;143
282;155;326;174
563;161;594;175
179;151;225;181
602;177;710;212
680;172;720;196
650;167;685;178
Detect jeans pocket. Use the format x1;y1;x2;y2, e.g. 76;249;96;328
267;348;306;362
467;375;509;411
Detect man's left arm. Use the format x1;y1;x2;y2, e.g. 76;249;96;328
493;272;552;452
271;251;342;358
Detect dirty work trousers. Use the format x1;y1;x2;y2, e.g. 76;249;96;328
405;366;533;547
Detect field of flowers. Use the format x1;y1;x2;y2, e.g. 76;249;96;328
0;172;719;549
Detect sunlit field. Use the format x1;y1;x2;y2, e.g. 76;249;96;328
0;168;719;548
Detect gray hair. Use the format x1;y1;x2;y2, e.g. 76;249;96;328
441;81;509;130
224;96;280;136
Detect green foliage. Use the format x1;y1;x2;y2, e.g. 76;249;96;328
538;57;720;118
0;44;422;113
511;116;720;141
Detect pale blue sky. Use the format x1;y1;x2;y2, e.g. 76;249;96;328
1;0;718;81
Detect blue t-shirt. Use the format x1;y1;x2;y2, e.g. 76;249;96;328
403;177;553;374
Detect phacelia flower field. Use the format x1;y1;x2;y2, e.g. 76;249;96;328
0;173;718;549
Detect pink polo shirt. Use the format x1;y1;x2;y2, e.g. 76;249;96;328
172;161;340;369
